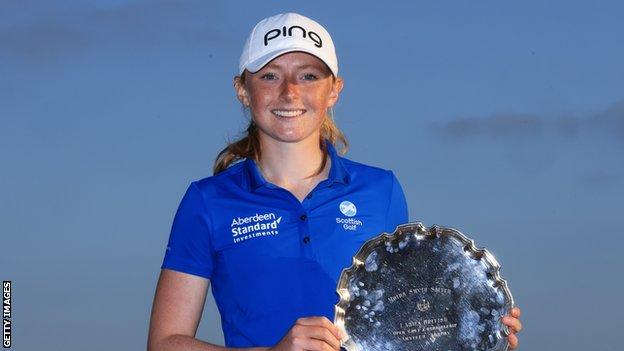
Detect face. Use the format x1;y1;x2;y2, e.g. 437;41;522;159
234;52;343;146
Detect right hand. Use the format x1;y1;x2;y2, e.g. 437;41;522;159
269;316;344;351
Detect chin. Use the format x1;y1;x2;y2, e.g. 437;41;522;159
262;130;319;145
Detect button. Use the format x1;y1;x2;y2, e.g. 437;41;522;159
303;236;311;244
300;214;307;221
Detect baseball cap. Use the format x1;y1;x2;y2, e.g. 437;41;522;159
239;13;338;77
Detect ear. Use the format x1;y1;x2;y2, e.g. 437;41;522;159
327;76;344;108
233;76;250;107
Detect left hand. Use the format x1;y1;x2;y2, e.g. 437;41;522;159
502;307;523;349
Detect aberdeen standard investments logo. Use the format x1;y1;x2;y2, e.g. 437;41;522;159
231;212;282;244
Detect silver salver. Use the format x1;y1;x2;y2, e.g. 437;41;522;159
335;222;514;351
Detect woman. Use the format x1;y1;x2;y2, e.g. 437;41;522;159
148;12;522;351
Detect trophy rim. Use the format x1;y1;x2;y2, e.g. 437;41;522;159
334;221;514;351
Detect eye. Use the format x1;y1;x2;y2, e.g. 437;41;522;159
302;73;318;81
260;72;277;80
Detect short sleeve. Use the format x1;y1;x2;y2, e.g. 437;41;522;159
385;172;409;232
161;182;215;279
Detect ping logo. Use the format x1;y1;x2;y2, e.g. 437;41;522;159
339;201;357;217
264;26;322;47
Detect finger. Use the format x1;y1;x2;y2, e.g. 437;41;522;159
293;335;337;351
338;327;347;341
297;317;343;341
507;332;518;350
511;307;521;318
306;326;341;350
502;316;523;333
291;322;341;350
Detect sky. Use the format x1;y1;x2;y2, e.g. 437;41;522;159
1;0;623;350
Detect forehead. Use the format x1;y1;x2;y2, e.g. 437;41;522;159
262;51;330;72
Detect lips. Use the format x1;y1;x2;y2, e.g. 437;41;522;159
271;109;306;117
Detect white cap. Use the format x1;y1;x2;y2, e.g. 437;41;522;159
239;13;338;77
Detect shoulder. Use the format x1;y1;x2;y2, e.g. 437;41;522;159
190;161;246;195
339;155;397;184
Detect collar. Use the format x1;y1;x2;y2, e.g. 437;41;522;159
241;141;351;192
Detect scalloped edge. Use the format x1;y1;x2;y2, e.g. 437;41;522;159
334;221;514;351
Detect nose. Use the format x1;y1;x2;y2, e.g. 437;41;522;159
279;79;299;102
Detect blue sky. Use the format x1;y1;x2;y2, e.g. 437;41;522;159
1;1;623;350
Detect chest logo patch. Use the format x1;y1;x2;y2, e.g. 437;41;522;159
339;201;357;217
336;200;363;231
231;212;282;244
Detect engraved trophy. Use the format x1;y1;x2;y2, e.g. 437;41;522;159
335;222;514;351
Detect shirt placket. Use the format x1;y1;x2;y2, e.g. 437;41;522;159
262;185;315;259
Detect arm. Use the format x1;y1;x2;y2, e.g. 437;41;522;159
385;171;409;232
147;269;343;351
147;269;267;351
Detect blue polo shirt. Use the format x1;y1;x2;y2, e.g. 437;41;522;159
161;142;408;347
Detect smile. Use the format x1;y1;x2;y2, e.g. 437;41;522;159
271;109;306;117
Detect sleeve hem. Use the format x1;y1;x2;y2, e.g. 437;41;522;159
161;260;212;280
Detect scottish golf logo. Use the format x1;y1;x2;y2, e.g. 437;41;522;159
339;201;357;217
231;212;282;244
337;200;362;231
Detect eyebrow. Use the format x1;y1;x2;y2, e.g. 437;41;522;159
264;63;324;71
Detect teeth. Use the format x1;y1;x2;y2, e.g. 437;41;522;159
272;109;305;117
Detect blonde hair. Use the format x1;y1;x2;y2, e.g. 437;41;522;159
213;73;348;175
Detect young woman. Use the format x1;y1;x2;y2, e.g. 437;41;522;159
148;12;522;351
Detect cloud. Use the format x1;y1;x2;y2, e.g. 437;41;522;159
85;0;224;48
580;170;622;186
431;100;624;141
432;114;544;139
590;100;624;139
0;0;223;62
0;21;91;62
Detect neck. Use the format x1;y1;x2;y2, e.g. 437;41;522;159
256;135;329;187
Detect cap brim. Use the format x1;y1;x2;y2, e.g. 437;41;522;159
244;47;337;76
